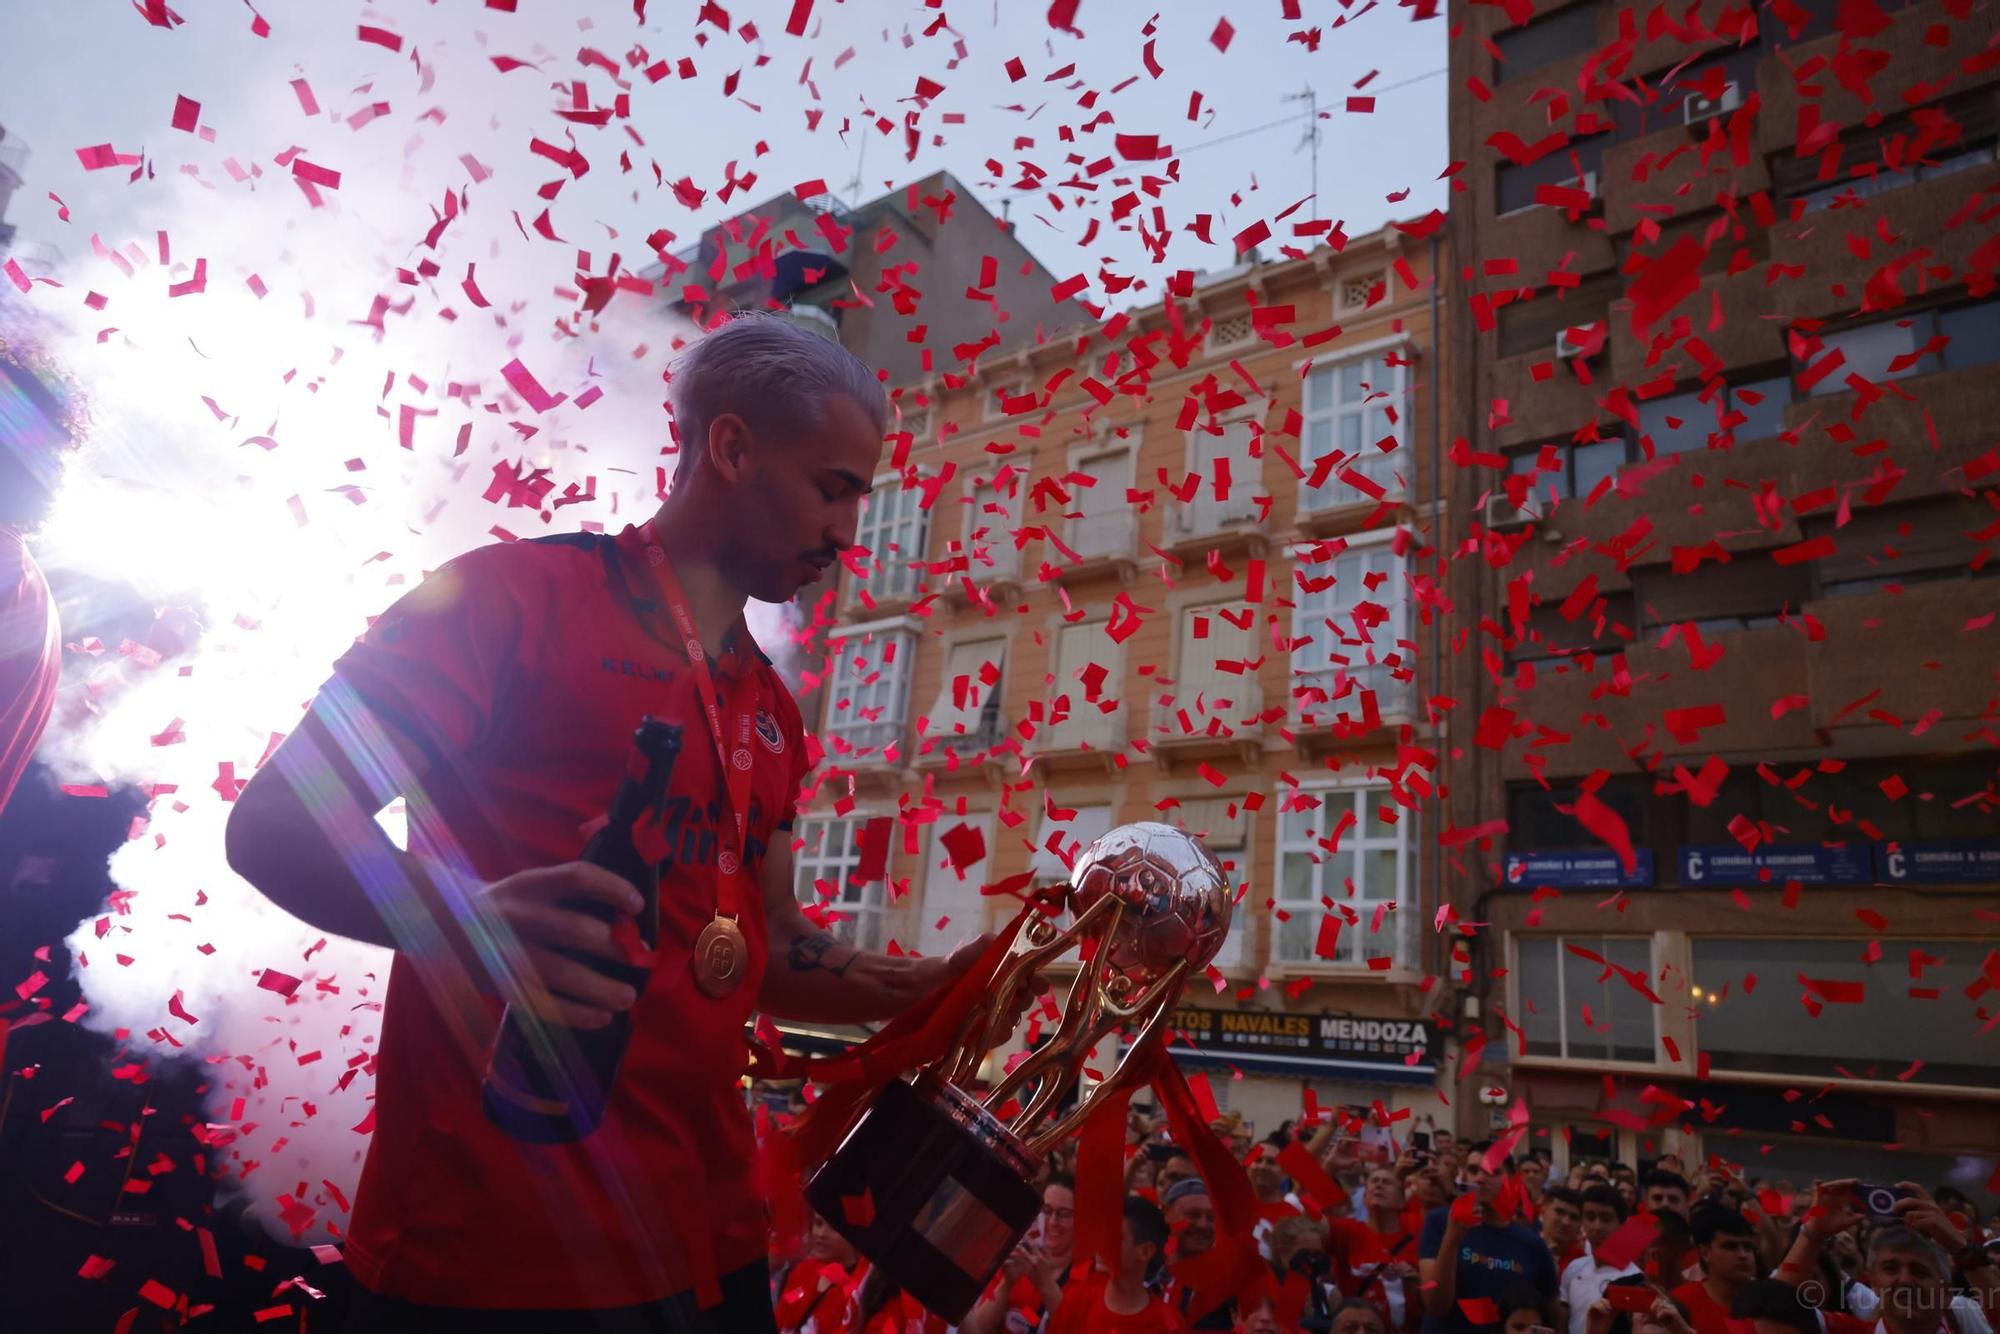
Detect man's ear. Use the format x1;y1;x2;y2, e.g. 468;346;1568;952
705;412;753;482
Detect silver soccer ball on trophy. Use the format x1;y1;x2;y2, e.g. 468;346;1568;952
1066;821;1234;983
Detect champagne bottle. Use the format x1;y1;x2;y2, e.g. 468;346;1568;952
483;718;683;1143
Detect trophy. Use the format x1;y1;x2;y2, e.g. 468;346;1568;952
804;821;1233;1321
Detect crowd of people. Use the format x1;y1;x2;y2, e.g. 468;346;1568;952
763;1103;1999;1334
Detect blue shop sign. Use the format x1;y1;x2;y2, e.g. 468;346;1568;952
1678;844;1873;886
1502;849;1655;889
1876;839;2000;885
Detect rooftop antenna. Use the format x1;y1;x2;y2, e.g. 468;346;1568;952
1282;85;1321;222
844;121;868;204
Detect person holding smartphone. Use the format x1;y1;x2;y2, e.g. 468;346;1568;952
1581;1280;1696;1334
1331;1166;1425;1334
1778;1179;1999;1334
963;1174;1078;1334
1560;1186;1640;1334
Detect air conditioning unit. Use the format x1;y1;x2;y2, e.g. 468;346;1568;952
1484;493;1533;531
1683;81;1742;125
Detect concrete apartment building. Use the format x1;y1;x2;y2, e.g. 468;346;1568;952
1442;0;2000;1191
793;228;1453;1134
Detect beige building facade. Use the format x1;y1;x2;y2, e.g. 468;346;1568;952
791;229;1460;1136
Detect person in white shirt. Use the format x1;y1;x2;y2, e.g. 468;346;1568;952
1560;1185;1641;1334
1777;1179;2000;1334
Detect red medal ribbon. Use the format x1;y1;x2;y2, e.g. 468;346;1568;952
641;544;761;928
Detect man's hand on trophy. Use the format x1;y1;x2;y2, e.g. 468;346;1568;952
892;932;1050;1043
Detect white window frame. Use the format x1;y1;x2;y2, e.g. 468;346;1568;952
824;617;918;756
1173;600;1255;692
793;813;889;951
1510;934;1660;1064
1179;413;1264;532
925;634;1008;748
849;472;931;605
983;377;1027;423
918;811;994;955
959;464;1025;581
1174;796;1251;971
1299;346;1410;510
1029;803;1115;888
1288;528;1412;720
1045;618;1124;751
1065;436;1137;559
1270;778;1413;971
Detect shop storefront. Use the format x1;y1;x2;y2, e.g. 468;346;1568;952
1162;1002;1449;1140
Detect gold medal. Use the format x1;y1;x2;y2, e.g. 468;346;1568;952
691;913;747;998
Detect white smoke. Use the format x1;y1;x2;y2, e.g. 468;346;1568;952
18;4;713;1247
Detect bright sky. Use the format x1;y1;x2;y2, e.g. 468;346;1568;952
2;0;1449;305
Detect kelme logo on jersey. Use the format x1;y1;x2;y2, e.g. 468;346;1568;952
755;710;784;754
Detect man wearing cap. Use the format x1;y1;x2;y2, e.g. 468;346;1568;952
1165;1177;1235;1330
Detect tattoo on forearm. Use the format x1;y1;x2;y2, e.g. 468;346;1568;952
786;932;854;976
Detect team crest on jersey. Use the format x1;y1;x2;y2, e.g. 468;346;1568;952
755;710;784;754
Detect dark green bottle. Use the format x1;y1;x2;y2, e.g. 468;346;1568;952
482;718;682;1143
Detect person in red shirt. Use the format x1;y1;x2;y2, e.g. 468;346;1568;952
1330;1166;1423;1334
1670;1205;1761;1334
1051;1196;1185;1333
853;1268;949;1334
0;343;75;816
965;1174;1079;1333
1520;1155;1551;1217
227;315;1015;1333
776;1214;863;1334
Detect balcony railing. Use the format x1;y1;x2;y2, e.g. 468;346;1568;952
1163;493;1264;544
826;715;906;760
922;706;1009;759
1065;510;1138;561
1272;902;1416;971
1032;705;1127;757
957;532;1022;585
1148;680;1265;744
1293;664;1415;725
1299;453;1402;514
846;556;925;609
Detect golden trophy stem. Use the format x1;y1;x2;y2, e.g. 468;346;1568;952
983;918;1120;1119
934;894;1121;1089
1023;959;1187;1156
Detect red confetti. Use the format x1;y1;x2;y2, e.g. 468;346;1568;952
500;358;566;412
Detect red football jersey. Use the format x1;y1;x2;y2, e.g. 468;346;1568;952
335;524;812;1309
